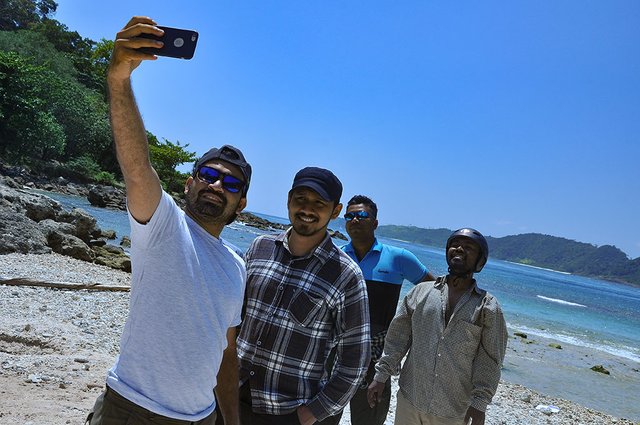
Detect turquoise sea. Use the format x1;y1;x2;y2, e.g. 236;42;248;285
40;191;640;420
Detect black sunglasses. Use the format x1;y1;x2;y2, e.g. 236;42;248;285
344;211;370;221
196;166;246;193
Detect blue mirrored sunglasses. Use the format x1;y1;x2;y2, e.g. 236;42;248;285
196;166;246;193
344;210;370;221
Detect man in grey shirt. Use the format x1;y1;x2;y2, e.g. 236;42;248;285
368;228;508;425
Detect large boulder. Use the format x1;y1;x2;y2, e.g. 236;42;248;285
38;218;94;261
51;232;94;261
0;175;22;189
100;229;117;239
0;185;58;254
93;245;131;272
87;185;126;210
0;209;50;254
38;219;77;236
328;229;347;241
0;185;61;222
238;212;287;231
0;163;33;185
56;208;100;242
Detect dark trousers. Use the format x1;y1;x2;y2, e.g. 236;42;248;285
214;395;224;425
318;362;391;425
238;381;301;425
86;386;216;425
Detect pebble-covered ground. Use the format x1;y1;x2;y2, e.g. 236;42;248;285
1;253;637;424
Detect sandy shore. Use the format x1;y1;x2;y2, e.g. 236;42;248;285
1;253;638;424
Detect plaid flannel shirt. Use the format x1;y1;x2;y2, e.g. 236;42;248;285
237;230;371;421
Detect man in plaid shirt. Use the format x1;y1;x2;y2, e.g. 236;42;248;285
237;167;371;425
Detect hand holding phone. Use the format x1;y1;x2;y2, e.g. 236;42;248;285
138;26;199;60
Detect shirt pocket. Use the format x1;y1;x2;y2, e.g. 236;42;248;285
455;320;483;357
289;290;326;328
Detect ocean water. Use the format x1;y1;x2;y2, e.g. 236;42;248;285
37;190;640;418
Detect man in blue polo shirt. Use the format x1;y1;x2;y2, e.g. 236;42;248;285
321;195;435;425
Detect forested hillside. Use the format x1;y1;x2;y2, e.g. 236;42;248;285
377;226;640;286
0;0;195;193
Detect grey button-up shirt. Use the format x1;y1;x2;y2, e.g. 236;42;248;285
374;276;507;419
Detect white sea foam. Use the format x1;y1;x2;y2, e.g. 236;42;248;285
537;295;586;307
508;261;571;274
511;324;640;364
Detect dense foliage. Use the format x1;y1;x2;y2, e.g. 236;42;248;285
0;0;195;189
376;226;640;286
147;132;196;193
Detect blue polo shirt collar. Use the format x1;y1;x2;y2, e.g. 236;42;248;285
344;238;383;258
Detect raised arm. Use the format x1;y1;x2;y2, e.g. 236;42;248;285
107;16;165;223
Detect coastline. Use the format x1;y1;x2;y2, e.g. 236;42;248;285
502;328;640;421
1;253;638;424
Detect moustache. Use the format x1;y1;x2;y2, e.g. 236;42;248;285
198;190;226;204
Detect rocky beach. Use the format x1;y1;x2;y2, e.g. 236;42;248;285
1;253;637;424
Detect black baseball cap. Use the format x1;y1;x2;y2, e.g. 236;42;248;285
193;145;252;194
291;167;343;203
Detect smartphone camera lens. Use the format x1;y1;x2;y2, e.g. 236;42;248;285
173;37;185;48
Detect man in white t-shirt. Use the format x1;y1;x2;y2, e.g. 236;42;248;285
86;16;250;425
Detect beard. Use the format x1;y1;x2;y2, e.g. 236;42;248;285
447;257;475;277
185;188;233;223
290;213;329;237
448;263;473;276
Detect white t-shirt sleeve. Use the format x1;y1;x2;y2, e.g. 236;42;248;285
128;191;182;249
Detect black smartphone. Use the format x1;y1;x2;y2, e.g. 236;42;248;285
138;26;199;59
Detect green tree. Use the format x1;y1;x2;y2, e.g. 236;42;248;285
0;50;66;160
86;38;113;96
30;18;106;91
30;18;91;55
59;154;100;182
0;0;57;31
0;49;113;165
45;76;111;159
1;10;110;93
0;3;195;187
0;29;77;77
147;132;196;193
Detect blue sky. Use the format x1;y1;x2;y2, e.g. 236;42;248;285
55;1;640;258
